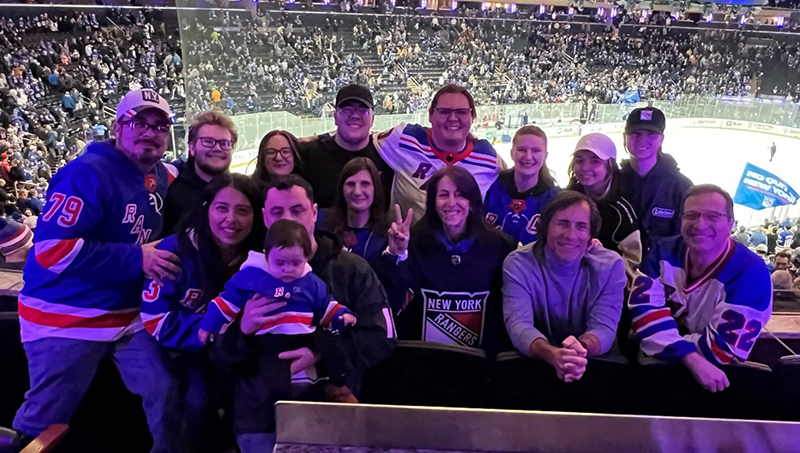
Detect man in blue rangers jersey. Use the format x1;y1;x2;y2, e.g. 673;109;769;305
374;84;501;224
628;184;772;393
13;89;186;452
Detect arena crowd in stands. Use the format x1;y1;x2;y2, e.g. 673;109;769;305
0;4;800;453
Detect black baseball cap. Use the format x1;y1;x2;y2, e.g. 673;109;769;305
625;107;666;135
335;84;373;109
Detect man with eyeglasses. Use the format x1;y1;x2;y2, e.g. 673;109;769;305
628;184;771;393
11;89;187;452
298;84;393;209
163;110;236;235
374;84;500;223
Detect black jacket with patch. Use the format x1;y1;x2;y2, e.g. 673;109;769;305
620;153;692;254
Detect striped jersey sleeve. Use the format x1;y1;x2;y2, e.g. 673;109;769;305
199;267;260;334
33;163;142;281
140;236;206;350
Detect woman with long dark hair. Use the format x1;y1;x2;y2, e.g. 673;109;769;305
251;130;303;193
321;157;388;265
140;173;265;453
566;133;642;279
376;166;515;355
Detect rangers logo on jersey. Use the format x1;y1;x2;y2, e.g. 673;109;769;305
421;289;489;348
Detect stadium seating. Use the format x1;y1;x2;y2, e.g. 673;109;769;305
489;352;634;414
359;340;490;408
774;355;800;421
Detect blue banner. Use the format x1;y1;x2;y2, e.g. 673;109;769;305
733;163;799;210
620;89;640;104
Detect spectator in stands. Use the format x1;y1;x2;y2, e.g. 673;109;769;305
483;126;559;245
619;107;692;254
628;184;772;393
25;188;43;215
772;270;794;291
376;166;515;354
767;227;779;254
61;91;75;118
733;225;750;245
774;250;792;274
503;190;626;382
375;84;500;224
163;111;236;235
750;227;768;247
142;173;265;453
218;175;396;451
299;85;393;209
251;130;302;195
321;157;388;265
12;89;186;451
567;133;642;279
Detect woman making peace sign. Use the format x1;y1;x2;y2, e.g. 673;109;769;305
375;166;516;356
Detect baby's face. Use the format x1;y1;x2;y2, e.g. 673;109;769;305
267;245;307;282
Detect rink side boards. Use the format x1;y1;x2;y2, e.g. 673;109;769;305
275;401;800;453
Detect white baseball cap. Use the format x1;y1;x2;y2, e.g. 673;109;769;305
116;89;171;122
573;133;617;161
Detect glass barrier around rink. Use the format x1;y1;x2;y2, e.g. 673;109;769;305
223;97;800;155
224;102;584;151
592;97;800;128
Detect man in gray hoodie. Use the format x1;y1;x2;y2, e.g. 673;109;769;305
502;190;626;382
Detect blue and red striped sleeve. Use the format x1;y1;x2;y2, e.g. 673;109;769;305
627;243;696;362
199;268;259;334
33;163;142;281
141;237;205;350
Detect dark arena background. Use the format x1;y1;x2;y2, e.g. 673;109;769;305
0;0;799;452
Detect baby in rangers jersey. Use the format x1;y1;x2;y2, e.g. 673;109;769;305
374;84;500;224
199;219;358;416
628;184;772;393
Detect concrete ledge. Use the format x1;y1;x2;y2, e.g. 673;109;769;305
276;402;800;453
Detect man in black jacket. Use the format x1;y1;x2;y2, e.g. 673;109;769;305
162;110;235;235
214;175;396;453
619;107;692;254
298;84;393;209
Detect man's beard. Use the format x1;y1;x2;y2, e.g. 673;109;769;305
196;158;229;177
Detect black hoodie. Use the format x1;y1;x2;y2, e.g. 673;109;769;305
213;230;397;392
620;153;692;254
162;160;208;237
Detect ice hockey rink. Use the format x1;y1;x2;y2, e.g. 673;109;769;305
492;125;800;225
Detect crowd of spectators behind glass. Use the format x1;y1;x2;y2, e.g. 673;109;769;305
177;5;800;124
1;4;800;182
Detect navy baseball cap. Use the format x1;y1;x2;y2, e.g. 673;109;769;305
626;107;666;135
335;84;374;109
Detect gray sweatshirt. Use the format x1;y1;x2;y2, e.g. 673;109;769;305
502;242;626;356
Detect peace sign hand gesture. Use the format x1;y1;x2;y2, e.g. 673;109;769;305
388;204;413;256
